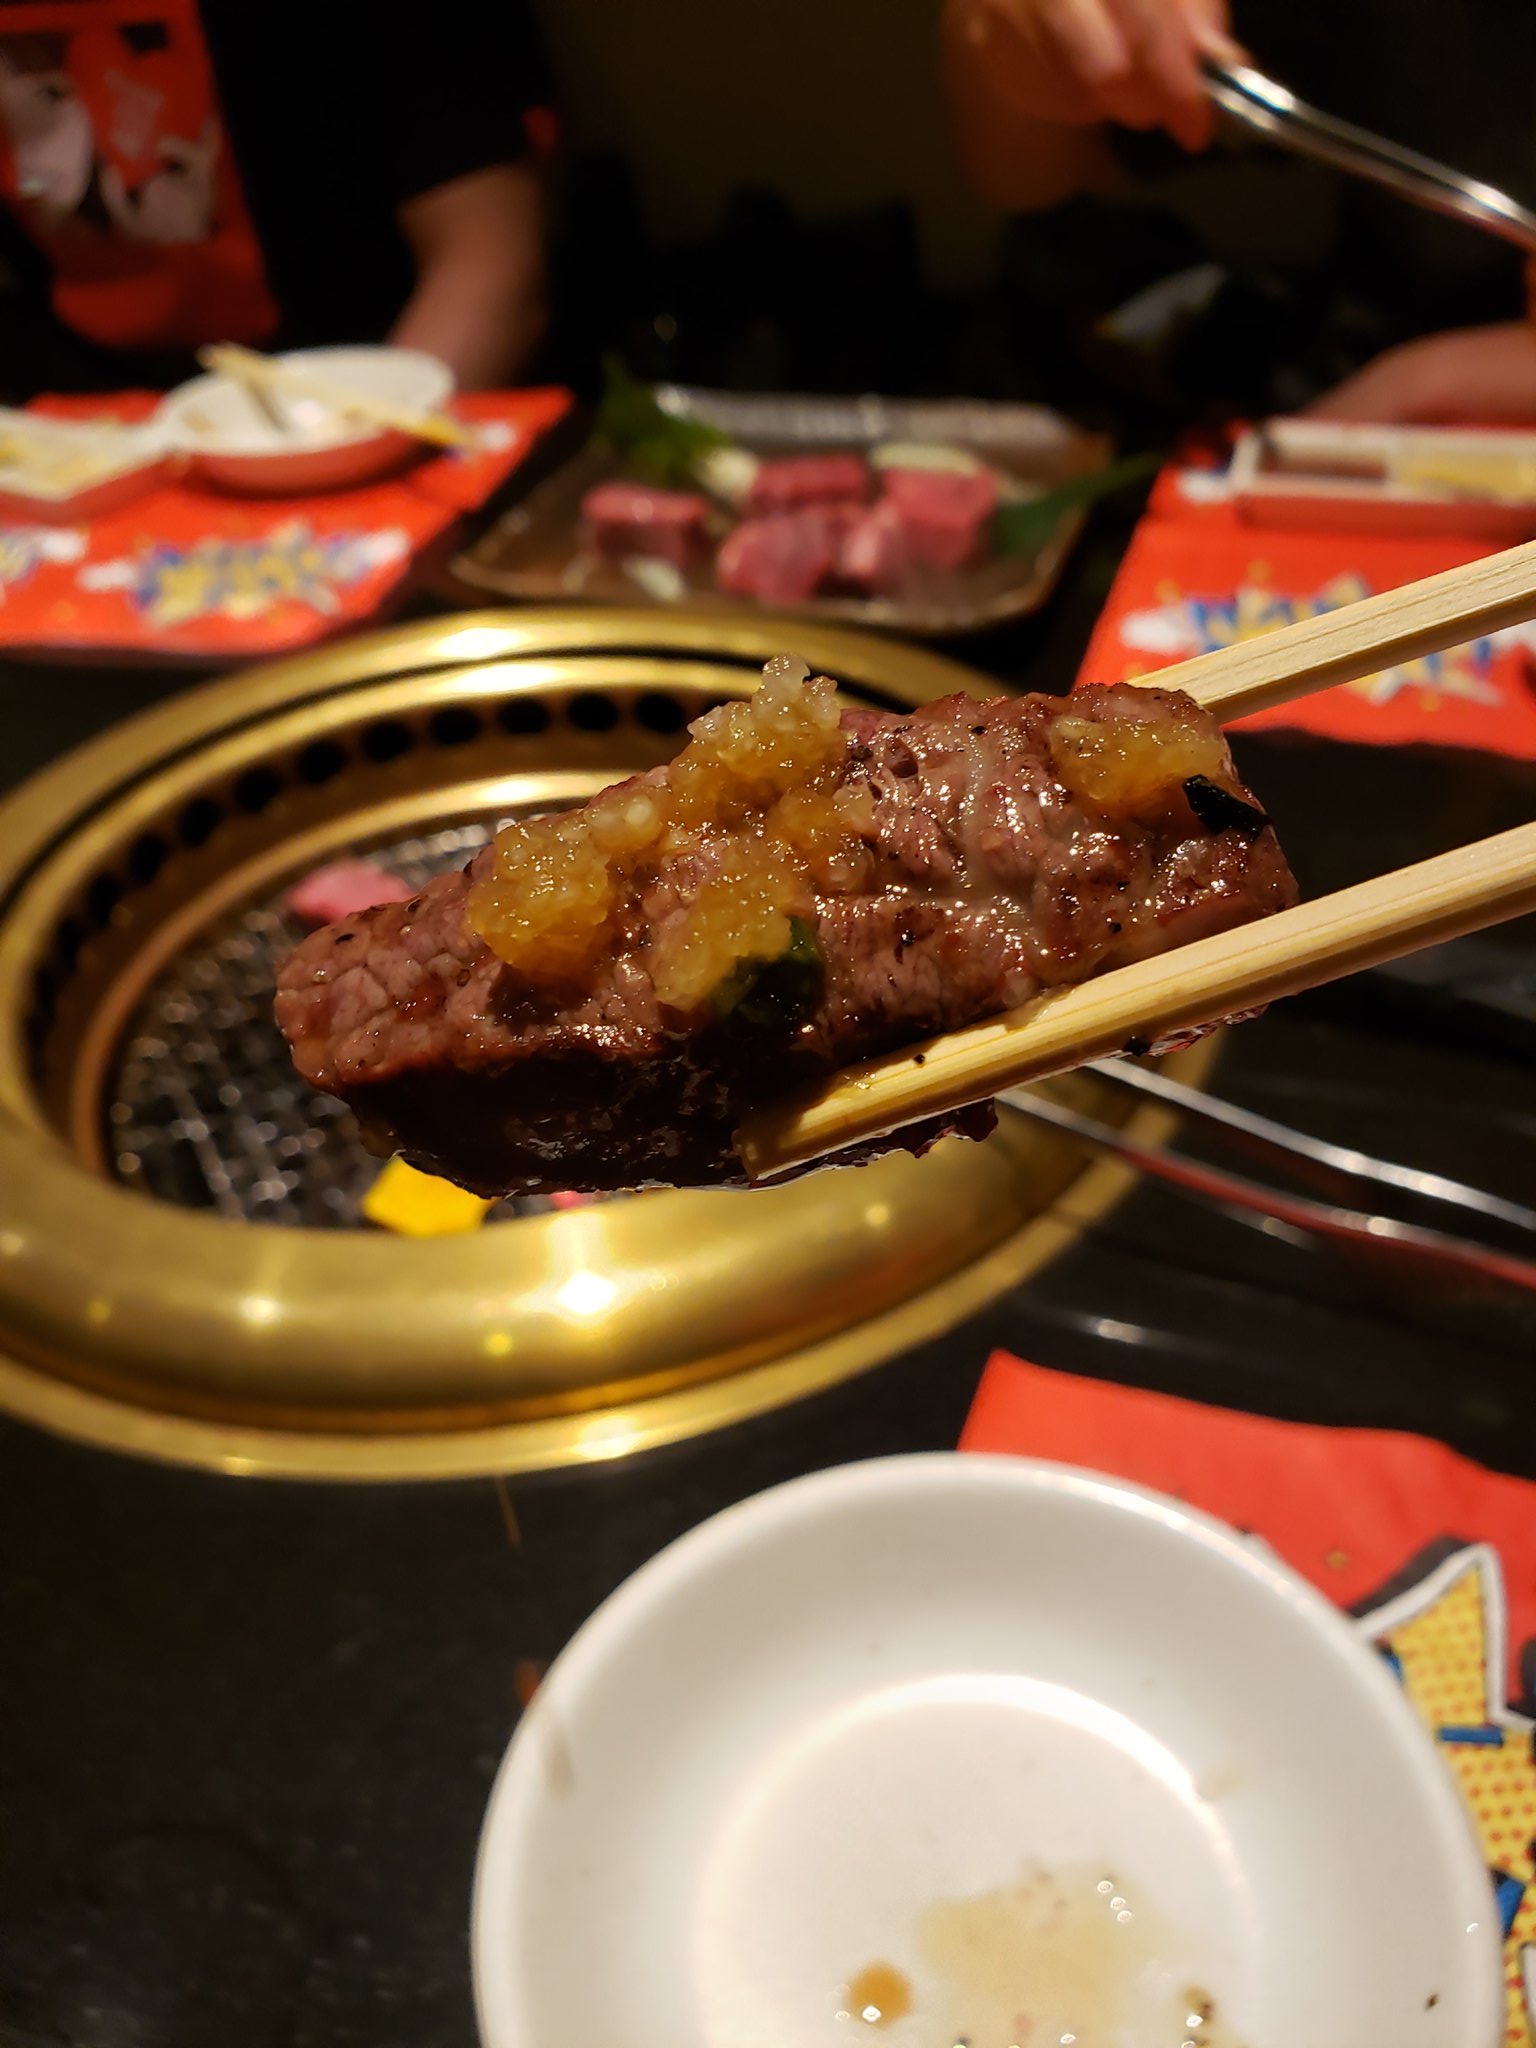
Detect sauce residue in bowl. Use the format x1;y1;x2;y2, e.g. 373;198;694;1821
840;1961;913;2028
841;1866;1233;2047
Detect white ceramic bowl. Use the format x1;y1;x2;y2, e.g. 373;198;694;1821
156;345;455;496
473;1454;1500;2048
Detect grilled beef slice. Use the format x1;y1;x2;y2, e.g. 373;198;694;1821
275;685;1296;1193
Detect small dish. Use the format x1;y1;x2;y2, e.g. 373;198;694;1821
472;1453;1498;2048
156;345;455;496
0;408;172;524
1231;418;1536;539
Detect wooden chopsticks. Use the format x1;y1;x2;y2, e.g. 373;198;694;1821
197;344;478;451
735;539;1536;1182
736;821;1536;1180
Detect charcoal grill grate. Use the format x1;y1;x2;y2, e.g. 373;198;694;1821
106;821;597;1229
0;606;1191;1480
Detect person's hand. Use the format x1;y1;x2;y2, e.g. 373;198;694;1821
1306;323;1536;427
944;0;1241;152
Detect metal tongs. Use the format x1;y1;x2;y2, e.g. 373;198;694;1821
1204;58;1536;257
1003;1064;1536;1299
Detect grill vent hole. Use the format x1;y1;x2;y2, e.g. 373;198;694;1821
296;740;347;786
361;720;413;763
497;699;549;736
234;768;283;815
568;693;618;733
177;797;223;850
428;706;482;748
635;692;687;735
87;872;123;926
128;832;169;885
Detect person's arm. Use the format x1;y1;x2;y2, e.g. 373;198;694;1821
391;161;548;390
941;0;1238;212
1307;323;1536;426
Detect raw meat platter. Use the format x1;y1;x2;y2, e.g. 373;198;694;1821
452;387;1112;636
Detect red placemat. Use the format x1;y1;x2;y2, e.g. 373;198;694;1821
964;1352;1536;2045
0;386;572;660
1079;442;1536;760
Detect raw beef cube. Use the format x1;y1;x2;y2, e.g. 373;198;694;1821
745;453;872;514
715;506;850;604
835;497;911;595
287;861;415;927
581;481;710;568
882;467;1000;571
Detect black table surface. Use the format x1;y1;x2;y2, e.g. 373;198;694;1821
3;519;1535;2048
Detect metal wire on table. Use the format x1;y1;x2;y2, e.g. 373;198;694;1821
1003;1064;1536;1298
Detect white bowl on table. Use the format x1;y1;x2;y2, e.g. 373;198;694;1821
472;1453;1500;2048
156;345;455;496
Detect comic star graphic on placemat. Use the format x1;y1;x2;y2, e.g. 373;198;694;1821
1077;461;1536;755
1359;1546;1535;2048
78;519;409;626
0;523;84;593
1117;571;1517;710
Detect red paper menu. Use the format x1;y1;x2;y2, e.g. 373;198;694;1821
1079;448;1536;761
0;386;572;660
964;1352;1536;2046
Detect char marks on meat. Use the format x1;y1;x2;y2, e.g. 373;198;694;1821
275;682;1297;1195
